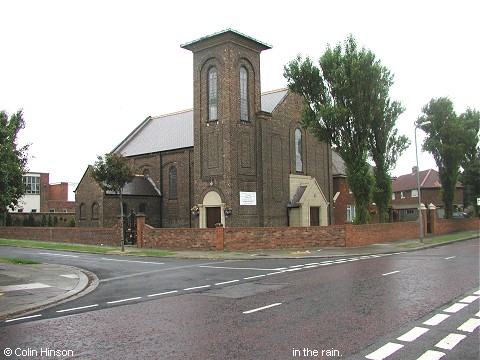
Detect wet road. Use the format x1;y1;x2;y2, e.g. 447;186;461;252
1;239;479;359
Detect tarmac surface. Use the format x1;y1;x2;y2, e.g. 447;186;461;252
0;232;478;322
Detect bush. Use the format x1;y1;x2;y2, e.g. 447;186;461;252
69;218;76;227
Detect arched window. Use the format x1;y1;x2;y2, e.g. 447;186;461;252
295;128;303;172
208;67;218;121
79;203;86;220
240;67;248;121
169;166;177;199
91;202;99;220
139;203;147;213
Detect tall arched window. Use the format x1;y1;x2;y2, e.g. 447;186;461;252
91;202;99;220
208;67;218;121
240;67;248;121
79;203;86;220
169;166;177;199
295;128;303;172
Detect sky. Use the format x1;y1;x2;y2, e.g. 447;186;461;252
2;0;479;192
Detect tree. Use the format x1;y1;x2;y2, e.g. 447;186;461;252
0;109;29;226
91;153;134;251
284;35;407;223
417;98;479;218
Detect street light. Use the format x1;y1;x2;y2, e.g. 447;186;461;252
414;125;424;243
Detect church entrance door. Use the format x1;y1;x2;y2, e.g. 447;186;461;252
310;207;320;226
206;207;221;228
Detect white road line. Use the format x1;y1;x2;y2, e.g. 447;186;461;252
184;285;211;291
365;342;404;360
474;290;480;295
334;260;348;263
397;327;429;342
416;350;446;360
214;280;240;286
459;295;479;303
444;256;455;260
0;283;51;292
101;258;164;265
39;252;79;258
305;263;320;266
423;314;450;326
435;333;466;350
5;314;42;323
266;271;287;276
303;265;319;268
56;304;98;313
199;265;286;271
475;311;480;318
243;302;282;314
147;290;178;297
319;263;333;266
243;274;266;280
289;264;305;268
457;318;480;333
107;297;142;304
382;270;401;276
443;303;468;313
60;274;79;279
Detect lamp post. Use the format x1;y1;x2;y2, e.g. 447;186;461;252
414;125;424;243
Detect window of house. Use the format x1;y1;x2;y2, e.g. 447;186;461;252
401;191;405;199
392;192;396;200
91;202;99;220
79;203;86;220
24;176;40;194
295;128;303;172
208;67;218;121
240;67;248;121
50;209;55;213
346;205;356;222
169;166;177;199
411;189;418;198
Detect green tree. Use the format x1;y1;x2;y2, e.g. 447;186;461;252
0;109;29;225
285;35;407;223
417;98;479;218
91;153;134;251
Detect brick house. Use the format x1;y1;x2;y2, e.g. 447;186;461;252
391;167;464;221
75;29;333;228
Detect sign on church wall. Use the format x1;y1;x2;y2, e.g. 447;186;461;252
240;192;257;206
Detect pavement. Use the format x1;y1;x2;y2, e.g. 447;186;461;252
0;232;478;322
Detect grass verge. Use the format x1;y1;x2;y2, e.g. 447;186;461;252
400;233;476;248
0;257;40;265
0;239;175;257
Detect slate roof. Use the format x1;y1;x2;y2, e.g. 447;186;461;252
331;150;346;176
392;169;463;192
106;175;161;197
287;186;307;208
114;89;289;157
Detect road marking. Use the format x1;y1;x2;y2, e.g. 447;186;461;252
435;333;466;350
243;302;282;314
457;318;480;333
214;280;240;286
107;296;142;304
444;256;455;260
56;304;98;313
184;285;211;291
147;290;178;297
0;283;51;292
416;350;446;360
305;263;320;266
382;270;400;276
266;271;287;276
397;327;429;342
101;258;164;265
459;295;479;303
243;274;266;280
475;311;480;318
474;290;480;295
5;314;42;323
199;265;286;271
39;252;79;258
289;264;305;268
284;268;302;272
423;314;450;326
365;342;404;359
60;274;79;279
303;265;319;268
443;303;468;313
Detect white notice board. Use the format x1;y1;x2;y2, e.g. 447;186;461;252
240;192;257;206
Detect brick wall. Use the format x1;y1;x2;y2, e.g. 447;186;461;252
0;226;120;246
345;222;420;247
432;217;479;235
141;225;217;250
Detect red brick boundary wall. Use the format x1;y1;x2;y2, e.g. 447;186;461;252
0;226;120;246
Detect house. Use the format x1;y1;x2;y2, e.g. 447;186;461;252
391;167;464;221
75;29;334;229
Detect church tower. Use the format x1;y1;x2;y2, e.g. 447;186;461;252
181;29;271;228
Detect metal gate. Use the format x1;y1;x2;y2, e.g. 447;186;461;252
124;210;137;245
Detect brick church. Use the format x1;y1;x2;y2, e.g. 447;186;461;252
75;29;334;229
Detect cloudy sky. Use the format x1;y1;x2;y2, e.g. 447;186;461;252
2;0;478;190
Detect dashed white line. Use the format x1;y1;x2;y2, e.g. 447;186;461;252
382;270;401;276
474;290;480;295
101;258;164;265
266;271;287;276
443;303;468;313
39;252;79;258
457;318;480;333
199;265;286;271
147;290;178;297
107;297;142;304
423;314;450;326
416;349;446;360
444;256;455;260
365;342;404;359
475;311;480;318
459;295;479;303
184;285;211;291
435;333;466;350
243;274;266;280
289;264;305;268
397;327;429;342
5;314;42;323
214;280;240;286
243;302;282;314
56;304;98;313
